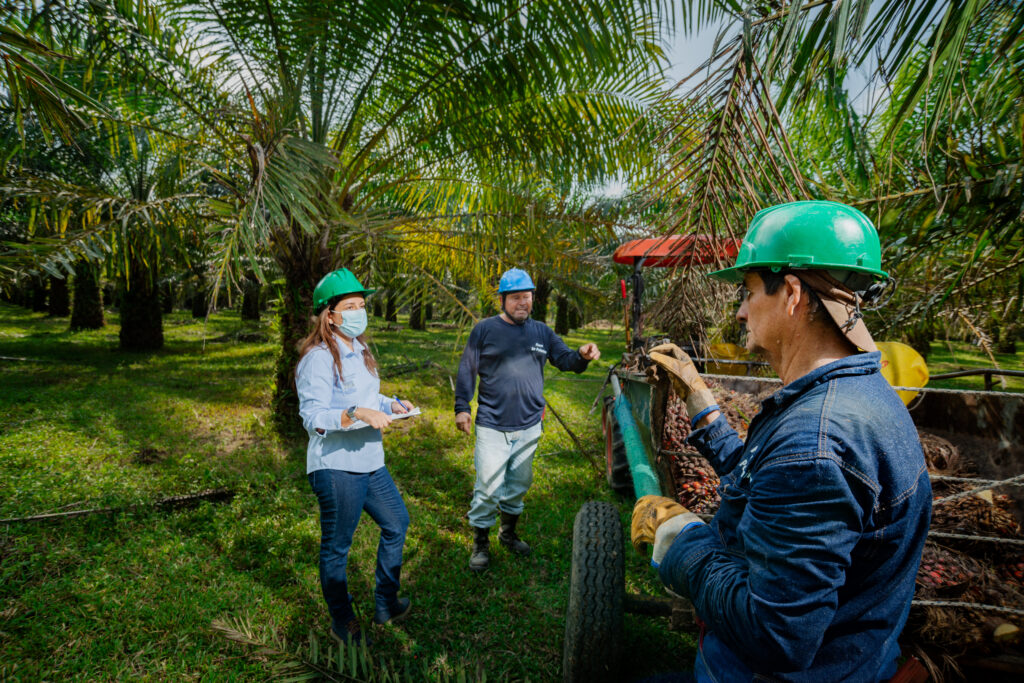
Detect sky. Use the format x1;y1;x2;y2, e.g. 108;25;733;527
664;21;724;86
598;9;891;198
596;22;736;198
664;6;893;110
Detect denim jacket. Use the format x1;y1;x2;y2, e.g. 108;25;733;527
658;353;931;682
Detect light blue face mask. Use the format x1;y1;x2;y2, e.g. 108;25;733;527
335;308;368;338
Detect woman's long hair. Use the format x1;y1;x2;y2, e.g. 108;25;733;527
296;301;378;382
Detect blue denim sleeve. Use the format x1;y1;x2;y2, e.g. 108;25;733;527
378;394;394;414
545;325;588;373
454;325;481;414
687;414;747;476
658;455;864;671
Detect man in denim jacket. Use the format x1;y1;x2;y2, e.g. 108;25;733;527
631;201;931;681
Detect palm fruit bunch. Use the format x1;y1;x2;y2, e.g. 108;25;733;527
996;556;1024;587
931;489;1022;539
915;544;979;597
919;431;975;478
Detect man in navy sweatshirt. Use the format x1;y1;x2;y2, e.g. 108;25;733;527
455;268;600;572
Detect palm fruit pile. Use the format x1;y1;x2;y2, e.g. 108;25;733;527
907;432;1024;672
661;378;767;514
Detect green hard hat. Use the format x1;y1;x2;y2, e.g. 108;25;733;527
312;268;375;312
708;200;888;283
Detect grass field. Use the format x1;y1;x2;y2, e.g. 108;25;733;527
3;303;1020;681
924;340;1024;392
0;303;693;681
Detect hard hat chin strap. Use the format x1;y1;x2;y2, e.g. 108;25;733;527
859;277;897;311
838;278;896;331
839;306;864;333
798;270;865;333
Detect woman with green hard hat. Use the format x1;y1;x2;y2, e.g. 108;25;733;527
631;201;930;681
295;268;415;646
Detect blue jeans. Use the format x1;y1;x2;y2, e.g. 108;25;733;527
308;467;409;627
467;422;543;528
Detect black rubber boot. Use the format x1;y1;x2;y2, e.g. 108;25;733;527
498;511;531;556
373;596;412;625
331;617;370;646
469;526;490;572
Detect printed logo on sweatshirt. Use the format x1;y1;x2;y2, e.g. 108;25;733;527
530;342;547;356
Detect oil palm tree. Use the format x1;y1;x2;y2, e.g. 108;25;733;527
643;0;1023;347
168;0;675;422
1;1;233;348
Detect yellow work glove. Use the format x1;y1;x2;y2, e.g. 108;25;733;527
631;495;704;566
648;343;717;422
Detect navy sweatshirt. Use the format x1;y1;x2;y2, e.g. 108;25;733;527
454;316;590;430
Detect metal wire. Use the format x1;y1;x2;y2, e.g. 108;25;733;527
912;599;1024;617
927;531;1024;547
931;474;1024;487
932;472;1024;505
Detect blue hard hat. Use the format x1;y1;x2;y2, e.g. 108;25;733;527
498;268;535;293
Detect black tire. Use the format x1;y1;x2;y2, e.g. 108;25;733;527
562;501;625;683
602;396;634;496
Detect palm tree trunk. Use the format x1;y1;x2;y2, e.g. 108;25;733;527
568;303;580;331
271;229;332;432
996;325;1017;354
161;281;175;314
409;298;424;330
555;294;569;335
241;274;261;321
30;275;48;312
118;248;163;351
533;276;551;322
191;276;207;318
455;278;471;308
385;292;397;322
48;274;70;316
70;260;104;330
103;282;118;310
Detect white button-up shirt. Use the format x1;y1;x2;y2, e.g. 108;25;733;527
296;336;394;473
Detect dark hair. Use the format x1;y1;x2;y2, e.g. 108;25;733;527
750;269;825;321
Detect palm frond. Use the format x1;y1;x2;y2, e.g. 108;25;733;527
211;615;505;682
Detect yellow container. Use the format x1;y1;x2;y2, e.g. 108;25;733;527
707;342;750;376
876;341;929;405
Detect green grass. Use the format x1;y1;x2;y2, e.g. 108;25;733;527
0;304;694;681
924;339;1024;392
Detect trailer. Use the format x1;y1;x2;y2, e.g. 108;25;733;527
563;361;1024;681
561;237;1024;681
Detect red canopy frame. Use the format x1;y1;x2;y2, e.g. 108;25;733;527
613;235;740;268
